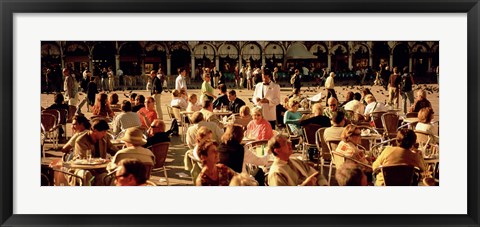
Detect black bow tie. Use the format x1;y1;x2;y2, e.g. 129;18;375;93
263;83;270;86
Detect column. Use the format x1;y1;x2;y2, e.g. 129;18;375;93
389;54;393;67
427;57;432;72
140;54;146;88
61;55;65;69
239;56;243;68
369;54;373;67
261;54;266;67
348;54;353;70
166;54;171;76
191;55;195;79
409;56;413;73
327;53;332;71
215;56;220;70
86;55;92;72
115;54;120;71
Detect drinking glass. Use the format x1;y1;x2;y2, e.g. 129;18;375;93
86;149;92;163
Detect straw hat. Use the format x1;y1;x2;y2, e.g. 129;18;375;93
120;127;147;146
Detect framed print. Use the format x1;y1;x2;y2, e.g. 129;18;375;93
1;0;479;226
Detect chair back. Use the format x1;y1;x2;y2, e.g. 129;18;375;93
406;112;418;118
315;127;331;161
166;106;176;120
150;142;170;169
302;124;322;145
381;112;399;139
171;107;182;122
325;139;341;167
376;164;421;186
42;109;61;125
370;111;386;129
56;108;68;125
67;105;77;123
41;113;57;131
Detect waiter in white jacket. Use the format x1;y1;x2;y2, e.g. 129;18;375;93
252;68;280;129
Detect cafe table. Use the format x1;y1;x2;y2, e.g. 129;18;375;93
298;108;312;115
212;110;233;116
361;132;383;151
402;117;419;129
63;158;109;170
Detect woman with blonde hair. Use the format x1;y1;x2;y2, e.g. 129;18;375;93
234;105;252;128
415;107;438;143
200;72;216;102
283;99;303;135
186;93;201;112
192;126;214;160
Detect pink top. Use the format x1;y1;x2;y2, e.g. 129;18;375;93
246;118;273;141
137;107;158;128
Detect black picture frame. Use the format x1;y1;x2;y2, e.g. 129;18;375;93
1;0;479;226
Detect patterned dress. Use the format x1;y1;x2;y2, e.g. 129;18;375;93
197;164;236;186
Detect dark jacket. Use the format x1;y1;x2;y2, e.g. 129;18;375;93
213;94;230;110
217;141;245;173
300;115;332;127
228;98;246;114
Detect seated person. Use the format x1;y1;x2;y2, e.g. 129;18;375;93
227;90;246;113
415;107;438;143
335;125;371;167
115;158;150;186
108;92;121;111
287;88;303;104
364;94;387;120
212;84;230;110
196;140;237;186
46;93;69;111
199;99;223;128
335;162;368;186
131;94;145;112
234;106;253;128
190;126;215;160
229;173;259;186
186;112;223;150
245;107;274;140
283;99;303;135
144;119;171;148
323;97;346;120
171;89;188;110
267;134;328;186
186;93;201;112
409;89;432;113
372;129;426;186
137;97;158;129
112;100;142;135
74;119;118;159
91;93;115;119
217;125;270;184
324;111;346;142
107;127;155;172
299;103;331;127
344;92;365;115
61;115;91;154
339;91;354;108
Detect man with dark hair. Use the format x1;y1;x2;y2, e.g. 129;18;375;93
252;68;280;129
74;119;118;159
227;90;246;113
200;99;223;128
115;158;149;186
61;115;91;153
213;84;229;110
150;70;164;120
335;162;368;186
132;95;145;112
267;134;327;186
324;111;346;142
112;100;142;135
344;92;365;115
175;67;187;92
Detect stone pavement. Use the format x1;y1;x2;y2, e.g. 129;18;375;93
41;81;439;186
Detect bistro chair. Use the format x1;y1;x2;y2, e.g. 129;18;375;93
285;124;301;150
323;136;341;186
53;168;93;186
186;150;203;185
315;127;331;174
370;111;386;135
149;142;170;185
301;124;322;162
373;164;421;186
41;112;60;150
381;112;400;139
331;150;373;172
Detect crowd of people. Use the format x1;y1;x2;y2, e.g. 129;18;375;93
43;62;438;187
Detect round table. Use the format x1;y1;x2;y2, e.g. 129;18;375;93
63;159;109;170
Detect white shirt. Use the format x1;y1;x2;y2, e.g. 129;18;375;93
364;101;388;116
252;82;280;121
344;100;365;115
325;76;335;89
175;75;187;91
185;121;224;149
170;97;188;110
